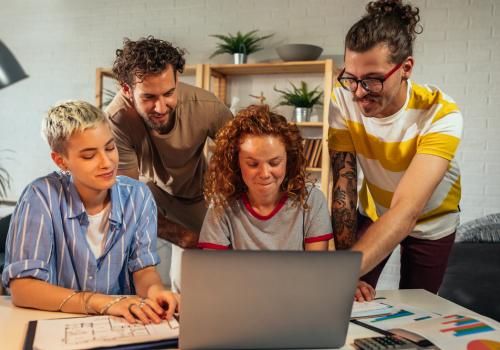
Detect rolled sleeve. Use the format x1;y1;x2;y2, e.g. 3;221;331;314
128;186;160;273
2;259;50;287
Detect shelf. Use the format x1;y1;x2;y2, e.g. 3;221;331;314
208;60;333;76
293;122;323;127
204;59;338;203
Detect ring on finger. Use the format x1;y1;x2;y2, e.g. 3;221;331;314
128;303;138;313
138;298;147;308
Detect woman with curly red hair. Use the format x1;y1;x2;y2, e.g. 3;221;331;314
197;104;376;301
198;104;333;251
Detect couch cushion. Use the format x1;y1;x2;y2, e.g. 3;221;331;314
439;242;500;321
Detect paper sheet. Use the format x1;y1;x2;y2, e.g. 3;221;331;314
397;314;500;350
351;300;394;318
356;303;439;330
32;315;179;350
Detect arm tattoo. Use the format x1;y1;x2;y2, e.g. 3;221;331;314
331;151;358;249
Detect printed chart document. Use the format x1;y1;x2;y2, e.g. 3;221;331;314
26;315;179;350
397;314;500;350
351;300;394;318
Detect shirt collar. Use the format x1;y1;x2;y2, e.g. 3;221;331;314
63;172;123;225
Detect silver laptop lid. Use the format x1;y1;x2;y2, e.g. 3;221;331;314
180;250;361;349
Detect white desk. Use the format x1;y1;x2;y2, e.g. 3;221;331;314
0;289;488;349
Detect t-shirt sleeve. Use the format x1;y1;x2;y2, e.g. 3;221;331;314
128;184;160;272
198;207;231;249
207;100;233;139
328;87;356;153
106;113;139;171
303;187;333;244
2;183;54;288
417;108;463;161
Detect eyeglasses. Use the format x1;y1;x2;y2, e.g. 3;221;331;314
337;62;403;93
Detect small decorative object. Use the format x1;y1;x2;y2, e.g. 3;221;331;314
249;91;267;105
209;30;273;64
274;81;323;122
276;43;323;62
229;96;240;116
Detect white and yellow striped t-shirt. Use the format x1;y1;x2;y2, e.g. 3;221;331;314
328;80;463;240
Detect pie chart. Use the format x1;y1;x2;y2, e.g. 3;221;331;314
467;339;500;350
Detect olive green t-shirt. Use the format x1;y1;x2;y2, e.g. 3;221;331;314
106;82;233;199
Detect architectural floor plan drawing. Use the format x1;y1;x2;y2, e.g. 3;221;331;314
32;315;179;350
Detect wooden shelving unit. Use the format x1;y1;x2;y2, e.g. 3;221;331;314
203;60;339;201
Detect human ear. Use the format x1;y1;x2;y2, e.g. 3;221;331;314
401;57;414;79
122;83;133;99
51;151;68;172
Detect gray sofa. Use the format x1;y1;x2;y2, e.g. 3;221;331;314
438;213;500;321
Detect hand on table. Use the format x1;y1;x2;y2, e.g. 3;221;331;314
354;280;376;302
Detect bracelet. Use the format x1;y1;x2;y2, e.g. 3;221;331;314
99;296;128;315
57;290;79;312
84;291;98;315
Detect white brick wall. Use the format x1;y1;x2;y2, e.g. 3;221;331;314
0;0;499;283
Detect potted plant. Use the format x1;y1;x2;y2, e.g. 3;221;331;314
274;81;323;122
209;30;273;64
0;163;10;200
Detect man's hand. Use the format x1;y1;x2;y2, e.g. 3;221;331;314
354;280;376;302
147;285;178;320
157;214;199;248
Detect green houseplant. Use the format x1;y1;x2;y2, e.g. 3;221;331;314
209;30;273;64
274;81;323;122
0;162;10;199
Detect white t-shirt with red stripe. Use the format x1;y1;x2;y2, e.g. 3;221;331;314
198;186;333;250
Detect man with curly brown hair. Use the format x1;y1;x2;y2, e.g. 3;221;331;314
106;36;232;291
329;0;463;293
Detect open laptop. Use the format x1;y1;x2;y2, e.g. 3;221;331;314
180;250;361;349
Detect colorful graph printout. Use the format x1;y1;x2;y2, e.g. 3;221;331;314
441;315;495;337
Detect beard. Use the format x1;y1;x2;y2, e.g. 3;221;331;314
129;94;176;134
140;111;175;134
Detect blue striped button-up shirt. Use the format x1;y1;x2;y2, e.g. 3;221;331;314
2;172;160;295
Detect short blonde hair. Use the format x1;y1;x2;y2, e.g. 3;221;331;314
42;100;107;154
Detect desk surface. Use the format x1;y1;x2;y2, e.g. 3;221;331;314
0;289;484;350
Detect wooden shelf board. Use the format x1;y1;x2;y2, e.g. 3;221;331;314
209;60;330;76
293;122;323;127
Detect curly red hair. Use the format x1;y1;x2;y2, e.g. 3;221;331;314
204;104;311;212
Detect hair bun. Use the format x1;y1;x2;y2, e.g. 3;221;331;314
366;0;421;35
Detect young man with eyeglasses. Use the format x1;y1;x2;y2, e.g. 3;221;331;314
329;0;463;294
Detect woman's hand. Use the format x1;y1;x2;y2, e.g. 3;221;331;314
97;295;165;324
354;280;376;302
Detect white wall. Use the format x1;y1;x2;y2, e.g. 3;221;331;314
1;0;499;225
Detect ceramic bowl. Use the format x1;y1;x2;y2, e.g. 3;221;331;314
276;44;323;61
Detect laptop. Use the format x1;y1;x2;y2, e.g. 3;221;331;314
180;250;361;349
